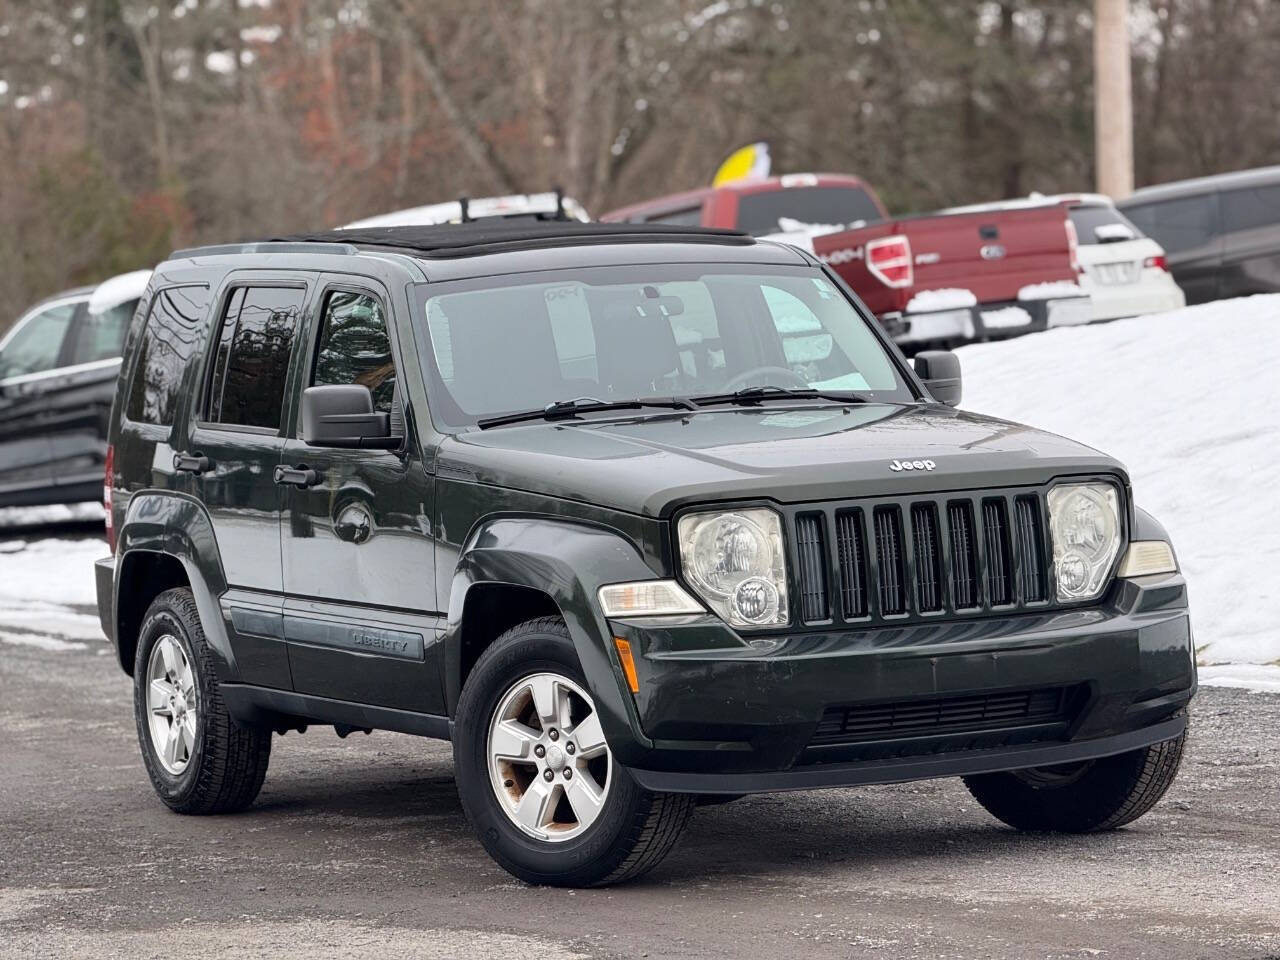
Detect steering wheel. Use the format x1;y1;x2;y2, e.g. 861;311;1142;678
722;366;810;392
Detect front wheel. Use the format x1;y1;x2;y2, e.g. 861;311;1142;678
453;617;694;886
963;723;1187;833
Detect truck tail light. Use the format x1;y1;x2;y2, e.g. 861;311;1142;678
1144;254;1167;271
1065;217;1080;272
104;444;115;552
865;235;913;288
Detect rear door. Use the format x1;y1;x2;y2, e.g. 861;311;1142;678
182;277;311;690
0;295;83;504
43;296;137;501
279;277;442;714
1217;182;1280;299
1123;195;1222;304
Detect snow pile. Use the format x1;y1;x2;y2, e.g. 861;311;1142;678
906;288;977;313
1017;280;1085;301
980;305;1032;329
0;502;104;529
958;293;1280;670
759;217;864;253
0;538;104;648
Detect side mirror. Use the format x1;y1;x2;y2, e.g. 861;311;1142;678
914;351;962;407
301;385;398;449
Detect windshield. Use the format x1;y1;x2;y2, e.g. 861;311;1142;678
415;264;914;431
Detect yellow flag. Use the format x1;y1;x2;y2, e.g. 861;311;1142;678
712;142;771;187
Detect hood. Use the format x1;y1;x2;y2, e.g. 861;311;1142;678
436;403;1126;518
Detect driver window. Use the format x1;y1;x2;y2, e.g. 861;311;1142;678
312;290;397;413
0;302;78;381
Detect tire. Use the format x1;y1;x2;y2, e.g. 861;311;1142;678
133;587;271;814
453;616;695;887
963;722;1187;833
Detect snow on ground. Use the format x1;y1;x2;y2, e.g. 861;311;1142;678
906;288;978;313
0;502;104;528
958;293;1280;675
0;537;104;648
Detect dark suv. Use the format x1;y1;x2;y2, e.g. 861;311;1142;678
96;223;1194;887
1119;164;1280;304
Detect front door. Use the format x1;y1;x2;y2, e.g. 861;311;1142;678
0;296;83;506
184;281;310;690
279;282;441;714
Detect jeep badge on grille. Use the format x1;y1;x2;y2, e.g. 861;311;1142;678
890;459;936;471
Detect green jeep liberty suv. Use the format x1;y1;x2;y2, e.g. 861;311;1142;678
96;223;1193;886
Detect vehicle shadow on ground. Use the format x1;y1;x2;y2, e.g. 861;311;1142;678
237;753;1105;883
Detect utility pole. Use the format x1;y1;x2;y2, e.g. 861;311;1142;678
1094;0;1134;199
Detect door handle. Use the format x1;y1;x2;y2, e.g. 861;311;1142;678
173;452;211;474
273;464;319;488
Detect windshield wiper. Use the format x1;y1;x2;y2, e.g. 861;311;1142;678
688;385;872;408
476;396;697;430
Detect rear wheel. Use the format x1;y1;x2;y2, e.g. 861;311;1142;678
133;588;271;814
454;617;695;886
963;724;1187;833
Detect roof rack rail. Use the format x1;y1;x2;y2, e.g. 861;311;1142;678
275;223;752;259
167;241;359;260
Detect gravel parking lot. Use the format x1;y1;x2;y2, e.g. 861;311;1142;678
1;531;1277;960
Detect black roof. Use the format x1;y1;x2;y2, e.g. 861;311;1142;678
1121;164;1280;206
273;221;752;259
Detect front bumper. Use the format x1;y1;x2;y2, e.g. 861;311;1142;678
607;573;1194;793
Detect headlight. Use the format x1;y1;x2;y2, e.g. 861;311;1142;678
677;508;789;627
1047;482;1122;601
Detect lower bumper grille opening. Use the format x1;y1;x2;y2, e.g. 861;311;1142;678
809;686;1079;751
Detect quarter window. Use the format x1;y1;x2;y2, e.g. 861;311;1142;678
126;287;210;425
312;290;397;413
1220;184;1280;235
207;286;304;430
67;299;138;366
0;301;78;380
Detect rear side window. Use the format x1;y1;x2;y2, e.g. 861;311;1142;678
1220;184;1280;234
1123;195;1218;254
735;187;882;236
67;298;138;366
207;286;305;430
126;287;211;425
311;290;397;413
0;301;78;380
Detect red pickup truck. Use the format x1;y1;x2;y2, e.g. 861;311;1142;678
601;173;1090;348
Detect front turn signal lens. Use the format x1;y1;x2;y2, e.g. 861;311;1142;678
1117;540;1178;579
598;580;704;619
613;638;640;694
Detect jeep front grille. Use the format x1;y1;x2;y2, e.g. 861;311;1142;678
788;488;1064;626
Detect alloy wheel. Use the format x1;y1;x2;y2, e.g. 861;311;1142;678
145;634;197;775
486;672;612;842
